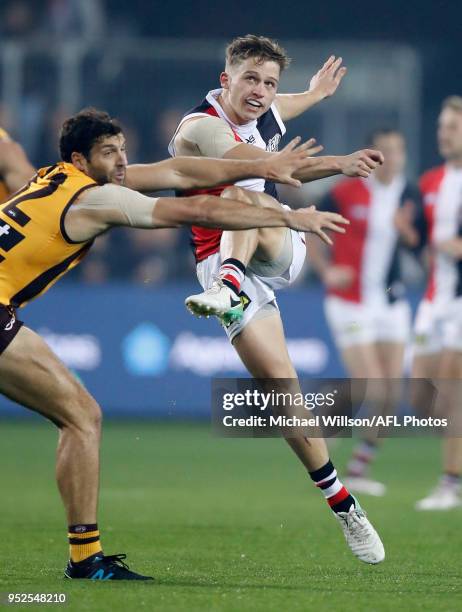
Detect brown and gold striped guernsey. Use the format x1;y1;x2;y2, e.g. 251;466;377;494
0;162;97;307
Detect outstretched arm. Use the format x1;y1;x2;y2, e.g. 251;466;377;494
220;185;349;246
0;140;36;193
63;184;348;242
224;142;384;182
125;137;322;192
275;56;347;121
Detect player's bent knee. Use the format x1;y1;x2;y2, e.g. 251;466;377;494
55;381;102;434
221;186;255;205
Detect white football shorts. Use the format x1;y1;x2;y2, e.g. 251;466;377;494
324;295;411;349
413;297;462;355
196;228;306;342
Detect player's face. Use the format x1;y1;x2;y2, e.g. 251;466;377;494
86;134;127;185
220;58;280;124
438;108;462;162
372;133;406;182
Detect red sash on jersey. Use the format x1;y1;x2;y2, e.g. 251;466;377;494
328;178;371;302
181;106;243;262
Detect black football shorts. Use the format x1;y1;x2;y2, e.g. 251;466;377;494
0;304;23;355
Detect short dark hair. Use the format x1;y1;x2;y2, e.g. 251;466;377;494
366;127;402;147
59;107;122;162
225;34;290;72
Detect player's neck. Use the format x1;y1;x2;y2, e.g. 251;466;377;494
217;93;250;127
374;173;398;186
447;157;462;169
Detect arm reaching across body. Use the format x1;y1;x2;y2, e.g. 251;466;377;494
63;183;349;243
275;56;347;122
125;135;322;192
221;185;349;246
223;141;384;182
175;115;383;183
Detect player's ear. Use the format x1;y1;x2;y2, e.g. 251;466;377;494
71;151;87;173
220;71;230;90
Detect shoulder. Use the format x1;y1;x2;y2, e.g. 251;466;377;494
177;116;236;146
180;114;230;134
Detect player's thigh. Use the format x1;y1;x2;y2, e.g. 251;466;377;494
411;353;441;378
341;343;385;378
438;349;462;378
233;311;297;378
0;325;101;428
430;350;462;423
409;353;442;415
253;226;288;262
221;185;287;261
374;301;410;377
340;343;392;409
255;205;298;263
376;342;406;378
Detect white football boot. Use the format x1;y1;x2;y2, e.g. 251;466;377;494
185;278;243;324
335;499;385;564
343;476;387;497
415;483;462;511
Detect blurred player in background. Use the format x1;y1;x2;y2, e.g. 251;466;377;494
170;34;385;563
408;96;462;510
0;108;346;580
310;129;421;496
0;126;35;201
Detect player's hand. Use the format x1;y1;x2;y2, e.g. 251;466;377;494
286;205;349;244
309;56;347;100
322;265;355;289
394;200;420;247
265;136;324;187
437;238;462;260
341;149;385;178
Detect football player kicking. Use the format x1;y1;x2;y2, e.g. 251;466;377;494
0;108;348;580
169;35;385;563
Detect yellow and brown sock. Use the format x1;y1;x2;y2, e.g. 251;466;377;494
68;523;102;563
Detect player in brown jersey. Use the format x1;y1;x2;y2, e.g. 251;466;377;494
0;108;348;580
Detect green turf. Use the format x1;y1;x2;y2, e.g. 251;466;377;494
0;421;461;611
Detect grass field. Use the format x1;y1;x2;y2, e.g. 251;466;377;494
1;420;461;611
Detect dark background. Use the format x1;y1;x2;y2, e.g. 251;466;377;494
0;0;459;283
114;0;461;170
